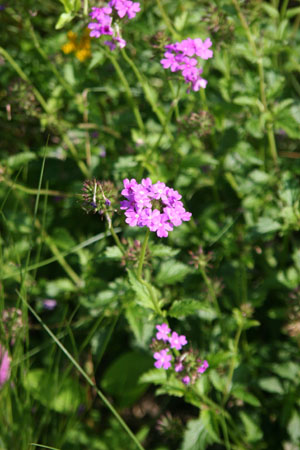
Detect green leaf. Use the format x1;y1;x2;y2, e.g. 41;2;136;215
288;410;300;443
139;368;167;385
287;7;300;18
261;3;279;18
5;152;36;168
150;244;180;258
271;362;300;381
104;246;123;259
156;260;191;286
258;377;284;394
240;412;263;442
255;217;281;234
201;410;221;443
101;351;152;407
125;303;155;347
232;386;261;407
180;418;213;450
24;369;82;413
127;269;154;310
55;12;74;30
169;299;217;320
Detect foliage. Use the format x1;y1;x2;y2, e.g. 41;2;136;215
1;0;300;449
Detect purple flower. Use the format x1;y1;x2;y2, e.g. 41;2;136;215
156;323;171;341
121;178;191;238
160;37;213;92
169;332;188;350
89;0;140;49
153;349;172;369
197;360;209;374
182;375;190;385
0;345;11;388
43;299;57;310
175;362;184;372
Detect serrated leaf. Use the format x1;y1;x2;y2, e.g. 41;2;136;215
55;12;74;29
23;369;82;413
255;217;281;234
5;152;36;168
104;246;123;259
240;412;263;442
271;362;300;381
139;368;167;385
150;244;180;258
201;410;221;443
127;270;154;310
261;3;279;18
180;418;213;450
258;377;284;394
156;260;191;286
232;386;261;406
169;299;216;320
101;351;152;407
288;410;300;443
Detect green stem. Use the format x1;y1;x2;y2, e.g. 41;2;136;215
120;48;171;137
137;228;150;280
231;0;277;165
199;265;221;316
0;46;90;177
106;52;145;132
280;0;289;20
21;295;145;450
26;18;75;97
105;213;125;254
83;0;89;16
0;46;48;112
220;412;231;450
222;323;243;405
156;0;180;40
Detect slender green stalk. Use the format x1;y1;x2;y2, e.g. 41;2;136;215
198;266;221;316
0;46;48;112
105;213;125;254
220;412;231;450
120;48;172;137
1;177;74;197
26;18;75;96
20;295;145;450
83;0;89;16
222;323;243;405
156;0;180;40
231;0;278;165
280;0;290;20
0;46;90;177
106;52;145;132
137;228;150;279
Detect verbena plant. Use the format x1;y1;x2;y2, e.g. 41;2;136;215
1;0;300;449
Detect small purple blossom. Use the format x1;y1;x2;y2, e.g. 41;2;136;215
120;178;191;238
156;323;171;342
0;345;11;388
169;332;188;350
197;360;209;374
182;375;191;385
43;299;57;310
88;0;140;49
153;349;172;369
175;362;184;372
160;37;213;92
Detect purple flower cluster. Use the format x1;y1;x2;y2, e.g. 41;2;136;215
160;37;213;92
88;0;140;50
120;178;191;238
0;344;11;389
152;323;209;385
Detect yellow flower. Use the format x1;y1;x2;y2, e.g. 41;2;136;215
62;29;91;62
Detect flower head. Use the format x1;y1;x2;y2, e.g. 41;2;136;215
120;178;191;238
197;360;209;374
88;0;140;50
156;323;171;342
154;349;172;369
160;37;213;92
0;345;11;388
169;332;188;350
